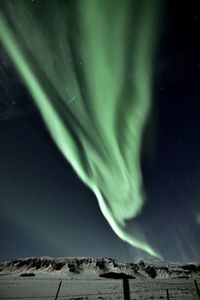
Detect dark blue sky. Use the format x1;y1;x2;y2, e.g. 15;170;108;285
0;0;199;262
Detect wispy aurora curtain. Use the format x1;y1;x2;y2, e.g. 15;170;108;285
0;0;161;256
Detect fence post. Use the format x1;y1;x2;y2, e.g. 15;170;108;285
55;280;62;300
123;279;130;300
166;288;169;300
194;280;200;299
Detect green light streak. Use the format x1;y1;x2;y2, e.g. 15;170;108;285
0;0;161;257
197;214;200;225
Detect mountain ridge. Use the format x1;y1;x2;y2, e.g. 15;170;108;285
1;257;200;280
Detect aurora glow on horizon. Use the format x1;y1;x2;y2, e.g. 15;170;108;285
0;0;162;257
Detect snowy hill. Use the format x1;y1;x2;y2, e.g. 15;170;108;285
0;257;200;279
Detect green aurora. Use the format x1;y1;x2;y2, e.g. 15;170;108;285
197;214;200;225
0;0;161;257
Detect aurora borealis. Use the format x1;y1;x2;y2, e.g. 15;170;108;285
0;0;161;256
0;0;199;262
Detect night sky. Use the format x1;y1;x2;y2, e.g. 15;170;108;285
0;0;200;263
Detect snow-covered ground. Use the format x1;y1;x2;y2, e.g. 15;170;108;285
0;257;200;299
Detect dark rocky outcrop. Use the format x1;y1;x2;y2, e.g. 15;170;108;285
20;273;35;277
100;272;135;279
